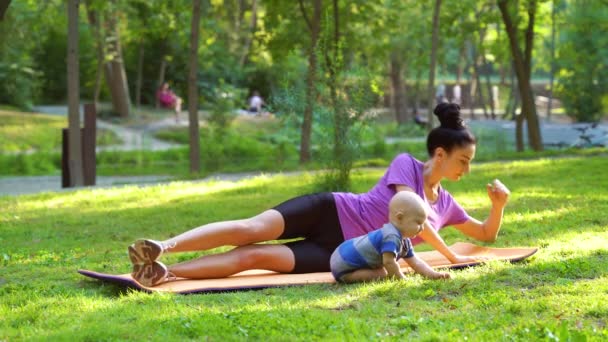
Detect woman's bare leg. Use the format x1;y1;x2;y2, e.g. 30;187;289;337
341;268;388;284
175;97;182;113
161;209;285;253
168;244;295;279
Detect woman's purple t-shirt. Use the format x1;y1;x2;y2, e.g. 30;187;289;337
333;153;470;245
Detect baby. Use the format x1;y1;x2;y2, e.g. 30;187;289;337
330;191;451;283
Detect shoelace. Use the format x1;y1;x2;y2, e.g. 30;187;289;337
166;271;178;282
162;241;177;252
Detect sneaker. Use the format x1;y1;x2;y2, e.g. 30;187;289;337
128;239;166;265
131;260;174;287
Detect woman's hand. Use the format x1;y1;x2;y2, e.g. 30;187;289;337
449;254;489;264
486;179;510;209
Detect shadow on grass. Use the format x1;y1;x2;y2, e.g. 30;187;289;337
22;250;608;341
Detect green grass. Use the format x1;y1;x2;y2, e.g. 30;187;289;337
0;110;122;153
1;156;607;340
0;110;65;152
2;107;607;187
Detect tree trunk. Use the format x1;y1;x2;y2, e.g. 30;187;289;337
390;51;408;125
472;50;488;119
505;62;519;121
67;0;84;186
156;58;167;108
239;0;257;67
467;41;477;119
135;40;145;108
0;0;11;20
104;2;131;118
515;109;525;151
478;28;496;119
470;29;489;119
188;0;202;173
299;0;322;163
84;1;103;106
456;44;465;84
426;0;441;130
498;0;543;151
546;0;556;121
329;0;350;187
410;69;423;117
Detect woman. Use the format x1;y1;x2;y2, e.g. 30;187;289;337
128;103;510;287
156;82;183;122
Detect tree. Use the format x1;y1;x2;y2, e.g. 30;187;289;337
298;0;322;163
498;0;543;151
546;0;557;120
426;0;442;130
323;0;350;189
389;50;408;124
67;0;84;186
556;0;608;122
239;0;258;67
368;1;431;125
188;0;202;173
106;1;131;117
0;0;11;20
84;0;104;105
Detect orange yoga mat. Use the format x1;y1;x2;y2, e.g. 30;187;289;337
78;242;537;294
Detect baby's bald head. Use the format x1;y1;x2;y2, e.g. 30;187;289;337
389;192;428;237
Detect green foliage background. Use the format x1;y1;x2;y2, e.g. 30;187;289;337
0;0;605;123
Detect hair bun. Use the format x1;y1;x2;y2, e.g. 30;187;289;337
433;103;464;130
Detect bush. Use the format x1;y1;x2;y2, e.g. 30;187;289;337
0;62;41;110
556;1;608;122
207;81;246;136
0;151;60;175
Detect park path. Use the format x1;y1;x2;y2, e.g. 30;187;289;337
1;105;606;196
33;105;182;152
3;106;290;196
0;106;186;196
95;118;181;152
0;171;285;196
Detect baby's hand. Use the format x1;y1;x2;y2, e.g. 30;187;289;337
430;271;451;280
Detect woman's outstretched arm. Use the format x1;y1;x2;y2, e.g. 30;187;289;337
395;185;489;264
417;221;478;264
454;179;510;242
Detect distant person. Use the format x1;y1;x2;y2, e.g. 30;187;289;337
156;82;183;122
436;83;447;104
248;91;264;115
414;113;428;128
452;84;462;105
330;192;451;283
492;85;499;109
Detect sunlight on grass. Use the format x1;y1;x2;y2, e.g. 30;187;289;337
508;206;575;224
0;110;64;152
11;173;300;214
1;156;607;340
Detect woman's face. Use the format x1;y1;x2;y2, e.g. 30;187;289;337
436;144;476;181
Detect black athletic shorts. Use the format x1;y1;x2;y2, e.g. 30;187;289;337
273;192;345;273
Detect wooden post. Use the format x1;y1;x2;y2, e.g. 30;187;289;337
83;103;97;185
62;104;97;187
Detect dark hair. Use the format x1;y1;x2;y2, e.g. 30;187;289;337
426;103;476;156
